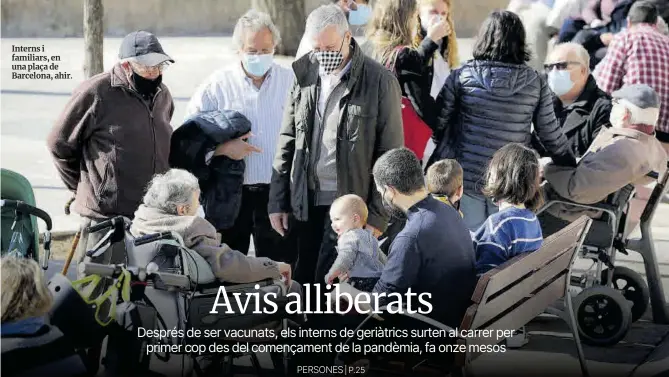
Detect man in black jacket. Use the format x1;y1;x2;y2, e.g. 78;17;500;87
537;42;612;157
269;4;403;286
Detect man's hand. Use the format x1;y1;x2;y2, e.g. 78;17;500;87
278;262;292;286
213;132;262;160
427;17;451;42
600;33;614;46
269;212;290;237
366;224;382;239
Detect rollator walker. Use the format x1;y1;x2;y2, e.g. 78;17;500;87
48;216;303;377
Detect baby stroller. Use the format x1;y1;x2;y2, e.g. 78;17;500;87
1;168;52;268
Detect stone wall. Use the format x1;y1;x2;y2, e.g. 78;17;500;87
1;0;507;38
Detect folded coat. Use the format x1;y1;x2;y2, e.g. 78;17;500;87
169;110;251;230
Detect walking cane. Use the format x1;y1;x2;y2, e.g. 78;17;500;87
62;196;81;275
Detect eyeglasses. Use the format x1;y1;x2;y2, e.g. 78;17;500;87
130;61;170;74
242;49;275;55
543;61;581;72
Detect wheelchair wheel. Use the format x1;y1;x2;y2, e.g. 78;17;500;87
601;266;650;323
573;286;632;347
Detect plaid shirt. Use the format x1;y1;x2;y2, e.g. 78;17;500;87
594;24;669;135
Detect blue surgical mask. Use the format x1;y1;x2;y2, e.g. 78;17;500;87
242;53;273;77
348;4;372;26
547;69;574;96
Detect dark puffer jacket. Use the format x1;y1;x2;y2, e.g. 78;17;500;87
169;110;251;230
427;60;576;195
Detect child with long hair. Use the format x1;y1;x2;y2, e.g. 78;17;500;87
473;143;544;276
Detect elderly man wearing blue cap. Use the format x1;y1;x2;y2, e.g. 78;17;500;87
47;30;176;270
538;83;668;235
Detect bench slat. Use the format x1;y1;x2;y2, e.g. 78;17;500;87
469;249;573;330
466;276;566;351
470;216;589;304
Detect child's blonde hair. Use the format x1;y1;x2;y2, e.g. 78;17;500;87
1;256;53;323
412;0;460;68
332;194;369;224
426;159;463;197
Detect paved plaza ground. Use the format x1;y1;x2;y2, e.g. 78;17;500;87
2;36;669;376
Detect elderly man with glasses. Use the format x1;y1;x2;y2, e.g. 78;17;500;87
47;30;175;270
185;10;297;264
533;42;612;158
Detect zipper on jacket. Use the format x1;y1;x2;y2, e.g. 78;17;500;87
125;86;163;174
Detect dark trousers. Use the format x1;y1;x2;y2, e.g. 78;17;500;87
218;184;296;263
558;18;587;43
293;204;338;286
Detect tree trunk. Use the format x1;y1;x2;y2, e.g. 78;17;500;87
252;0;306;56
83;0;104;78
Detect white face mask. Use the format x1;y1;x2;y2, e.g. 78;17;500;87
196;205;205;218
609;104;627;128
547;69;575;97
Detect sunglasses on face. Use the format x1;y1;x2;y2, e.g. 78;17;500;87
543;61;580;72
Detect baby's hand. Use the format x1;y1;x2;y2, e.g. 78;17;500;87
325;269;348;285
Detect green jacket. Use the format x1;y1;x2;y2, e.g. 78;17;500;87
269;38;404;231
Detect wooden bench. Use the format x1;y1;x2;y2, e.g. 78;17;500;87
451;215;592;377
336;216;593;377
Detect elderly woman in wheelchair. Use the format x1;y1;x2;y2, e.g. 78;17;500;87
52;169;304;376
536;84;668;346
130;168;293;285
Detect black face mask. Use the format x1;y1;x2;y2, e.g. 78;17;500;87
382;187;406;220
131;71;162;97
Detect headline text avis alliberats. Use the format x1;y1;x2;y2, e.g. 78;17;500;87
207;283;432;315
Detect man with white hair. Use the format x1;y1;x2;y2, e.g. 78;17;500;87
47;30;175;266
540;84;667;234
269;4;403;285
295;0;372;59
536;42;612;157
185;10;296;262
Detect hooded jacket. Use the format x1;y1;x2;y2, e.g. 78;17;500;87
130;204;281;283
427;60;575;194
169;110;251;230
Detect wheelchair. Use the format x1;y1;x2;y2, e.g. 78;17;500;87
48;216;304;377
538;162;669;347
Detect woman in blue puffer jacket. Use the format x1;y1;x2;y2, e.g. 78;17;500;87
428;10;576;231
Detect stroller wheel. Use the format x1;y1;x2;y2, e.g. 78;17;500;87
573;286;632;347
601;266;650;322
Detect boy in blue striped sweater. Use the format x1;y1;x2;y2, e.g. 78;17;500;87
473;143;544;276
472;143;545;348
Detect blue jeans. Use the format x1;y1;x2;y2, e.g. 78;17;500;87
461;194;499;231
